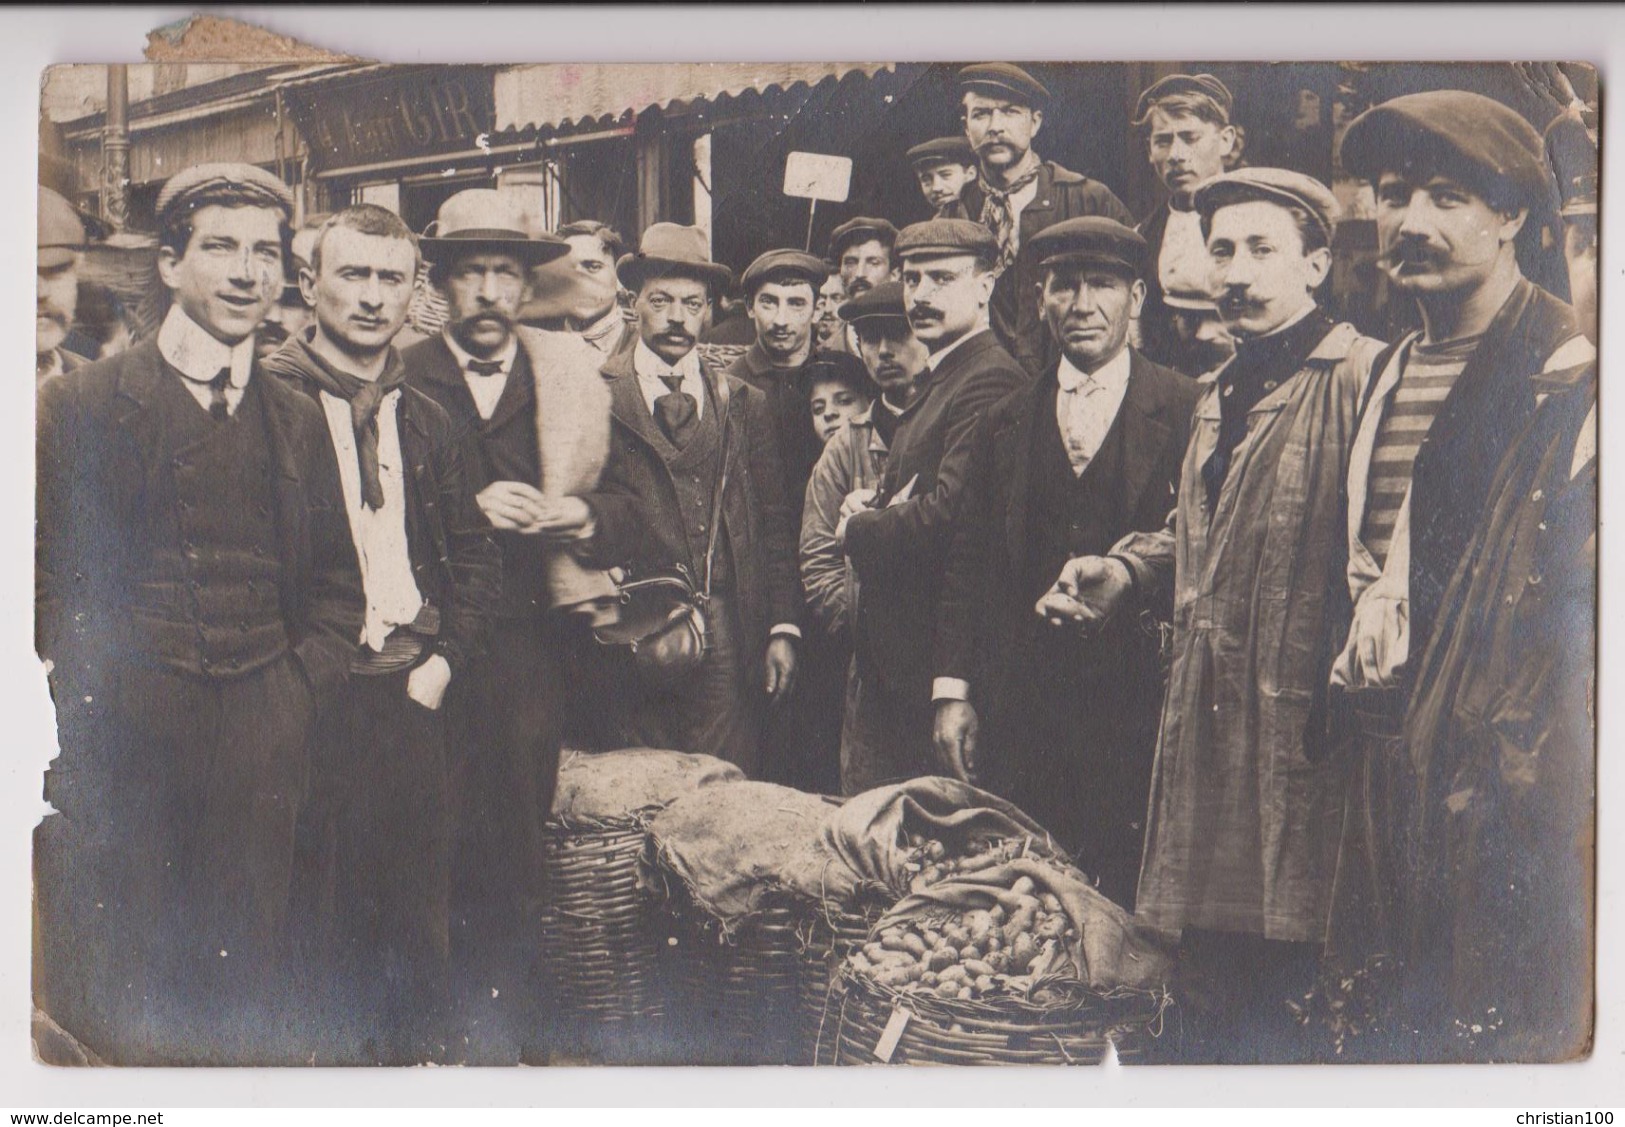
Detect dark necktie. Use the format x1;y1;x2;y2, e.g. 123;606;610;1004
467;359;504;377
207;367;232;421
654;373;698;448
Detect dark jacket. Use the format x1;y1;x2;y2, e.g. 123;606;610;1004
36;339;364;709
725;341;824;515
945;160;1135;377
263;339;503;675
581;346;803;664
844;329;1027;699
1135;201;1192;376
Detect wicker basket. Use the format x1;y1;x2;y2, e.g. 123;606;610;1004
799;901;888;1065
831;964;1171;1066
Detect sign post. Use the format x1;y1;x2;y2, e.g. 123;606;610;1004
783;151;853;252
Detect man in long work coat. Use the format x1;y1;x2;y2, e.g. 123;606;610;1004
581;223;802;777
931;218;1199;906
35;163;364;1064
1057;169;1387;1060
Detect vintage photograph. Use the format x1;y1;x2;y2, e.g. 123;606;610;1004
31;53;1597;1069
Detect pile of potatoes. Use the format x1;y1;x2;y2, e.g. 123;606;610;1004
902;833;1046;892
850;873;1077;1002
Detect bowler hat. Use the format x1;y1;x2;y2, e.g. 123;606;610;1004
1028;217;1149;278
906;136;977;169
740;248;829;297
838;280;909;324
420;189;569;268
155;162;295;226
958;63;1050;109
1193;167;1340;245
38;187;86;269
1134;73;1235;124
617;223;734;293
828;216;900;260
1338;90;1555;214
894;218;1000;263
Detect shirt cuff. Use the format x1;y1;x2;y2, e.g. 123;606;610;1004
770;624;802;640
932;677;970;702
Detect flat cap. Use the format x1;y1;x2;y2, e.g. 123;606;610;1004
906;136;977;168
958;62;1050;109
38;187;86;269
1338;90;1554;212
740;248;829;296
155;162;295;226
838;279;908;323
894;217;1000;262
1193;167;1340;244
1134;72;1235;124
828;216;900;259
1028;217;1149;278
800;350;880;402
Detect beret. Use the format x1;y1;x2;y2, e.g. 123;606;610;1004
740;248;829;295
1134;72;1235;124
1193;167;1340;244
155;162;295;225
906;136;977;168
1028;216;1149;278
828;216;900;258
894;217;1000;262
958;62;1050;109
838;280;908;323
38;187;86;269
1338;90;1554;212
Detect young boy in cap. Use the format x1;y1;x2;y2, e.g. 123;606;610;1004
581;223;802;778
35;163;365;1063
838;219;1026;793
1054;167;1386;1059
907;136;981;217
947;62;1135;377
1132;73;1242;376
1315;90;1595;1059
932;217;1200;907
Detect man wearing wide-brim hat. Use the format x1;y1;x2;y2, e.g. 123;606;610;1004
932;217;1201;907
580;223;803;777
402;188;617;1052
943;62;1136;377
1316;89;1596;1059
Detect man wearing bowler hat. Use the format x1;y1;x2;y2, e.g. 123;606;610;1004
35;163;364;1062
837;218;1026;793
402;189;614;1051
36;186;92;386
581;223;802;776
1316;90;1594;1056
932;218;1199;905
946;63;1135;377
907;136;981;217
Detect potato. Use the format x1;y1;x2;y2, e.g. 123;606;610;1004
937;980;961;999
957;986;974;1000
986;934;1003;952
988;904;1007;924
880;931;910;952
974;974;996;994
959;944;980;961
1010;875;1036;897
928;948;956;972
938;964;970;985
1040;893;1062;913
921;971;939;988
902;932;928;958
943;924;970;946
922;928;943;948
1010;933;1038;966
863;942;888;963
963;958;996;978
986;950;1010;973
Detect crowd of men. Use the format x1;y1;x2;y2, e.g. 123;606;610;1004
34;63;1597;1066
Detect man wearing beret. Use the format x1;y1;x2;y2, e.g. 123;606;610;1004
945;63;1135;377
907;136;981;217
1316;91;1595;1058
1057;168;1386;1059
35;163;364;1062
36;187;93;387
838;219;1026;793
932;218;1199;906
1132;73;1243;377
581;224;802;777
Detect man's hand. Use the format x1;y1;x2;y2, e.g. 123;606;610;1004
764;637;798;702
1044;555;1133;632
531;496;593;543
476;481;549;533
933;699;979;784
835;487;878;546
406;653;453;711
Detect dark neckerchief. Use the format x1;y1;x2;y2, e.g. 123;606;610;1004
297;336;408;510
871;396;906;448
1201;307;1333;514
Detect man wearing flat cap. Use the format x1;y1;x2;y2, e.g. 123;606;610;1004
932;218;1199;905
1315;90;1595;1058
36;186;93;387
35;162;364;1063
1060;168;1386;1058
823;216;900;358
402;189;614;1049
946;62;1135;377
1132;73;1243;377
838;218;1026;792
581;224;802;777
907;136;981;217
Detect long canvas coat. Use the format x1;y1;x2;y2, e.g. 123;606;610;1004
1127;320;1386;943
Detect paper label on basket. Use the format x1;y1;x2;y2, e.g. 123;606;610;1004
873;1005;912;1062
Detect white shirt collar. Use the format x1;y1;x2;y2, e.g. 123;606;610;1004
925;325;985;372
442;329;518;375
633;338;702;382
1057;345;1131;394
157;304;254;388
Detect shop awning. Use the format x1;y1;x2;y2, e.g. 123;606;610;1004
495;62;896;133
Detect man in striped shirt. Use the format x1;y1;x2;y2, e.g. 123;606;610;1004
1321;90;1594;1050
